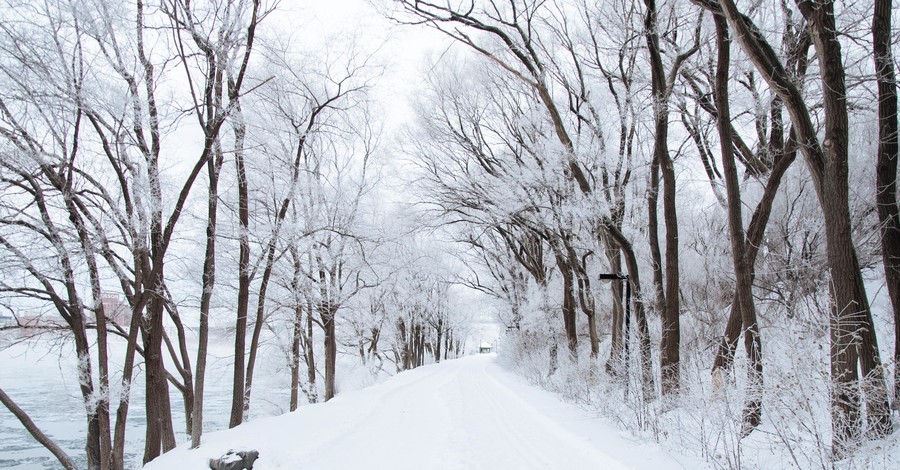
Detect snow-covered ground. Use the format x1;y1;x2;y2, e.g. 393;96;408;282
145;354;704;470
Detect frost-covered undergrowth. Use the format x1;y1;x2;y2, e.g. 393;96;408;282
498;296;900;470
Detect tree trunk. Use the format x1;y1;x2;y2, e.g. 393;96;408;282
710;27;808;378
230;108;250;429
142;291;176;463
647;154;666;315
112;299;144;470
643;0;682;395
290;305;302;412
873;0;900;410
803;0;892;448
244;241;277;419
69;312;102;470
556;254;579;358
605;244;625;373
435;317;443;362
711;135;798;379
603;225;656;400
323;307;337;401
712;14;762;435
306;296;318;403
192;145;222;448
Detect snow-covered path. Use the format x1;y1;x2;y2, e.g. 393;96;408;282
146;355;698;469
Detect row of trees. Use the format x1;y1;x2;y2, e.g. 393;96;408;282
391;0;900;459
0;1;467;468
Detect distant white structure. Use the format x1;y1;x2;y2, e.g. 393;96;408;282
0;314;15;328
468;321;501;355
98;294;131;326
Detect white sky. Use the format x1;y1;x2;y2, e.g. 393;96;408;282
276;0;455;132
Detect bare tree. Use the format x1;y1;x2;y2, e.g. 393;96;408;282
872;0;900;409
709;11;762;434
706;0;892;455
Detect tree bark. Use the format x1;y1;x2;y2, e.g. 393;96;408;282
324;306;338;400
643;0;687;395
306;291;318;403
647;154;666;315
229;110;250;428
712;14;762;434
872;0;900;410
799;0;892;447
244;240;276;419
604;224;656;400
191;143;222;448
290;304;303;411
555;251;579;357
605;245;625;373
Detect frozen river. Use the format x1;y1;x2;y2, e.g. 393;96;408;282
0;330;290;469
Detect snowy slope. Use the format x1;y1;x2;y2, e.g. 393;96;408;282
145;354;703;469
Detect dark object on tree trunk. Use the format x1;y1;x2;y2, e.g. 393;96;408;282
209;450;260;470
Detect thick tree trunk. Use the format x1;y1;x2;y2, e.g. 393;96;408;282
659;147;681;395
142;292;176;464
643;0;682;395
872;0;900;410
711;135;798;378
87;285;112;470
710;27;808;378
802;0;892;448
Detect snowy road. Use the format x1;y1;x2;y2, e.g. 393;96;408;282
146;355;698;469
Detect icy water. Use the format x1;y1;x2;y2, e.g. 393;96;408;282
0;330;291;469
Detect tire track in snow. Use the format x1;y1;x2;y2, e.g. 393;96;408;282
461;357;631;469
